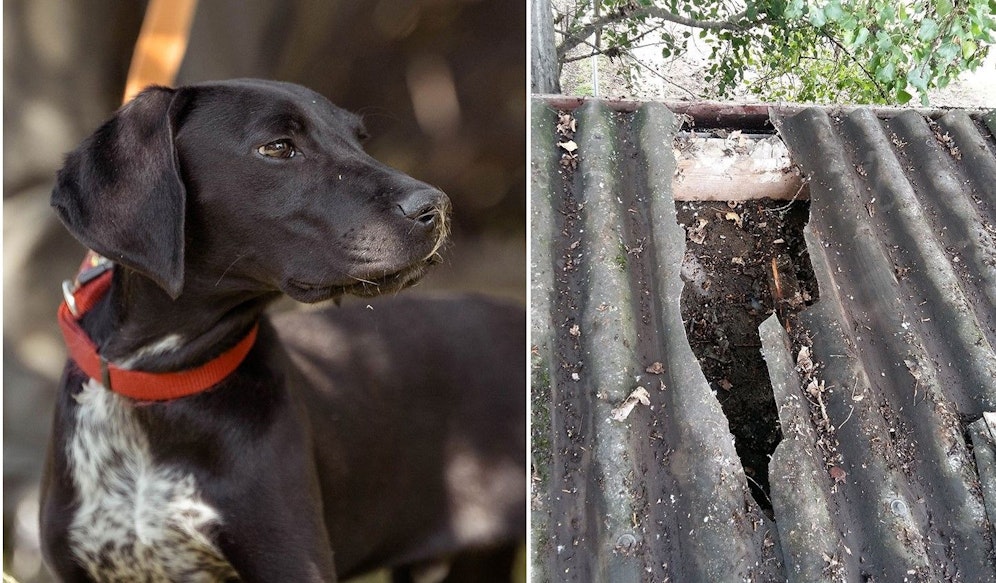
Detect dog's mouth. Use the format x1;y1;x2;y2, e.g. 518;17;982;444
283;253;442;304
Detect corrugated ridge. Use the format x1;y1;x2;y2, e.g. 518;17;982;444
532;100;606;582
839;109;996;413
774;107;996;581
938;111;996;209
572;98;645;581
529;98;559;583
761;313;838;583
531;98;781;582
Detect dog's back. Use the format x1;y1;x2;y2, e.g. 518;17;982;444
273;295;526;577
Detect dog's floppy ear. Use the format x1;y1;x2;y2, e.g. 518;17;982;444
52;86;189;299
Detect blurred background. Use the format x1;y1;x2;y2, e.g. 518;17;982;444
3;1;525;581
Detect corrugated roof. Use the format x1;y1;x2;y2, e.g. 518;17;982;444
530;98;996;582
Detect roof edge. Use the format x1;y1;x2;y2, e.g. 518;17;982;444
533;94;992;130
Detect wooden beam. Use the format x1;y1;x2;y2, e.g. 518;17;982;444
123;0;199;103
673;133;806;201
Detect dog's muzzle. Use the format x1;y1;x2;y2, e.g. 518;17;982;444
283;188;450;304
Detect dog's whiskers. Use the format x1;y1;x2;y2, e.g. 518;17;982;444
215;252;247;287
427;234;447;260
348;274;379;286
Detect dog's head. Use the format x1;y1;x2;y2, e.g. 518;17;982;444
52;79;450;302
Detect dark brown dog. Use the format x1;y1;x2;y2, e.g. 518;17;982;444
40;79;524;582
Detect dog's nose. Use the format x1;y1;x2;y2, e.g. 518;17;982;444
396;188;448;228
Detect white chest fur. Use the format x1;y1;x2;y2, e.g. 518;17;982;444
67;379;237;582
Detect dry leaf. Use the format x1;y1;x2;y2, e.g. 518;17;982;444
646;362;665;375
560;153;578;170
724;211;743;228
903;359;922;381
610;387;651;421
719;378;733;391
558;140;578;153
569;324;581;337
688;218;708;245
556;113;576;135
797;346;814;375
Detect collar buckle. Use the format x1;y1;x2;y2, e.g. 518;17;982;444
61;279;80;316
62;255;113;318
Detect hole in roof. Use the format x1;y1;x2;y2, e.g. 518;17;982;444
674;140;819;515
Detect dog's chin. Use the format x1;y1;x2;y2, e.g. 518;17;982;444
282;258;437;304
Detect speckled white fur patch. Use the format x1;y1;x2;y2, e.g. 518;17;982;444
67;378;237;582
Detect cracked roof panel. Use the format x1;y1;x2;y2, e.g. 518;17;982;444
530;97;996;582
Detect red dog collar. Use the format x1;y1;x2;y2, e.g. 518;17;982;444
57;258;258;401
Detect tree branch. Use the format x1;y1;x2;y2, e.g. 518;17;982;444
562;51;601;64
820;32;888;100
557;3;754;59
556;27;682;64
556;32;618;63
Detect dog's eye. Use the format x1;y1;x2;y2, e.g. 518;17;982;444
257;139;297;159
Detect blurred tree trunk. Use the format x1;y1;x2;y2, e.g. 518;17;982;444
530;0;559;93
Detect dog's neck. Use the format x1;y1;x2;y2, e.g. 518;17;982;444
81;268;278;373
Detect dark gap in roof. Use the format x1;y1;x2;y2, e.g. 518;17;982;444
676;196;818;516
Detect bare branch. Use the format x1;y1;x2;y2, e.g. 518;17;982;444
624;51;700;98
556;29;701;98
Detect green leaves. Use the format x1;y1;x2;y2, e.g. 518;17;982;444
907;67;928;92
809;7;826;27
963;40;979;59
824;1;845;23
918;18;939;42
784;0;806;20
555;0;993;105
848;26;870;46
876;62;896;83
